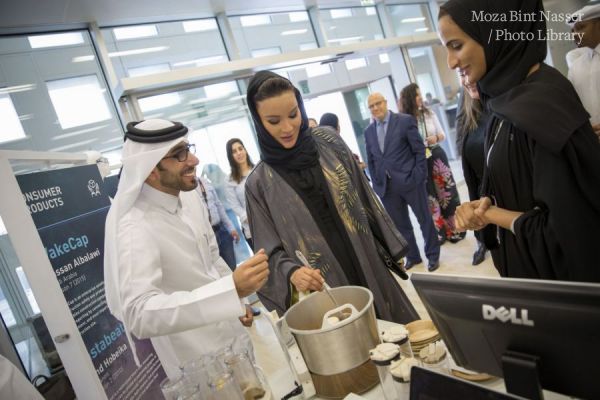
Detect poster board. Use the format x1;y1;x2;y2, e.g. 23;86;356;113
0;152;166;399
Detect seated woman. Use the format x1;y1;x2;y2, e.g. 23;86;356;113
439;0;600;282
244;71;418;323
399;83;465;244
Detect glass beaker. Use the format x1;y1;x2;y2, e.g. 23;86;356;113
224;349;263;398
160;375;184;400
208;371;244;400
182;355;212;390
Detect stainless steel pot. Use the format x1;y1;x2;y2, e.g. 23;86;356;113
284;286;379;376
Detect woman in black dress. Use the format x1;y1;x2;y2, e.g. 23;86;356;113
438;0;600;282
456;76;489;265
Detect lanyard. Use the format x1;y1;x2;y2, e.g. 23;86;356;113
197;178;212;224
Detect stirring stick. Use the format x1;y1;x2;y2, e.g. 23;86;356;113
295;250;339;308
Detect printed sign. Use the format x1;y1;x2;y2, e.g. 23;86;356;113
17;165;166;400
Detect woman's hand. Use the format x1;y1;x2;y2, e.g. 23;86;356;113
455;197;492;231
290;266;324;292
426;135;438;146
239;305;254;327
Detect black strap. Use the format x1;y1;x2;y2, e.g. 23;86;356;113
196;179;212;224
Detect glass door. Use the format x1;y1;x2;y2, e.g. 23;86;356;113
0;218;54;379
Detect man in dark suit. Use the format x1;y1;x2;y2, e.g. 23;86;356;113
364;92;440;272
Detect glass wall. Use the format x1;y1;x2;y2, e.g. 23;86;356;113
387;4;434;36
320;7;384;45
0;228;50;379
135;80;259;176
0;31;123;154
409;44;461;159
229;12;317;59
101;19;228;80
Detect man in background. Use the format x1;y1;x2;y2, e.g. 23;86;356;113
364;93;440;272
567;4;600;138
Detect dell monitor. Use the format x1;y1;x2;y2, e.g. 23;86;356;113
410;366;525;400
411;273;600;400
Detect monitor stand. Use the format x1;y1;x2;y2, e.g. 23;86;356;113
502;351;543;400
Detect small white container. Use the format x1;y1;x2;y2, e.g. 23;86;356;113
369;343;400;400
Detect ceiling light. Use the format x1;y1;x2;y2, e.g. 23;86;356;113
72;55;95;63
0;84;36;95
327;36;363;44
402;17;426;23
281;29;308;36
108;46;168;58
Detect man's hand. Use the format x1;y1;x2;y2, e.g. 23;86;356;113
455;197;492;231
239;304;253;327
290;266;324;292
233;249;269;297
592;123;600;140
231;230;240;243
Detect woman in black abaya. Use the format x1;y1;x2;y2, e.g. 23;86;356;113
438;0;600;282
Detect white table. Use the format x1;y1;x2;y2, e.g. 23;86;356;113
249;314;569;400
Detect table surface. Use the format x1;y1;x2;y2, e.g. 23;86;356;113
249;314;569;400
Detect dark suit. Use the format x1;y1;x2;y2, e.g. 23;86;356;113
365;111;440;263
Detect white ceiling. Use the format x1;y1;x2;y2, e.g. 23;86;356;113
0;0;394;31
0;0;593;32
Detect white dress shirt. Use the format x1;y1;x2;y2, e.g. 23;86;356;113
567;44;600;126
0;355;44;400
116;184;250;378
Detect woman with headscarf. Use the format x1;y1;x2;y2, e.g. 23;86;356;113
439;0;600;282
400;83;465;245
244;71;419;323
456;76;490;266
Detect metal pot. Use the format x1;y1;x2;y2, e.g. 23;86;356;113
284;286;379;376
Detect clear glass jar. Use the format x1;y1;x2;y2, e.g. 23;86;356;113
182;354;212;390
382;325;414;359
370;343;400;400
159;375;184;400
422;352;449;375
224;349;264;399
208;371;244;400
419;341;449;375
390;357;421;400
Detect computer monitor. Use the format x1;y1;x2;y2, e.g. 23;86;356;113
410;366;524;400
411;273;600;400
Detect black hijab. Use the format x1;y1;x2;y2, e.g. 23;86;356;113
440;0;547;99
441;0;590;152
246;71;319;170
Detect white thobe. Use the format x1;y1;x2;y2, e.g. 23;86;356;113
116;184;250;378
0;355;44;400
567;44;600;126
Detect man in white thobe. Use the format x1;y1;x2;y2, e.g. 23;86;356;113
104;119;269;378
567;4;600;138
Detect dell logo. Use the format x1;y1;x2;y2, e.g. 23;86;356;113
482;304;535;327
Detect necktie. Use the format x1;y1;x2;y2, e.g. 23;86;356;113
377;121;386;152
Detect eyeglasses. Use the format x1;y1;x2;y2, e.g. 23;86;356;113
163;143;196;162
368;100;384;110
